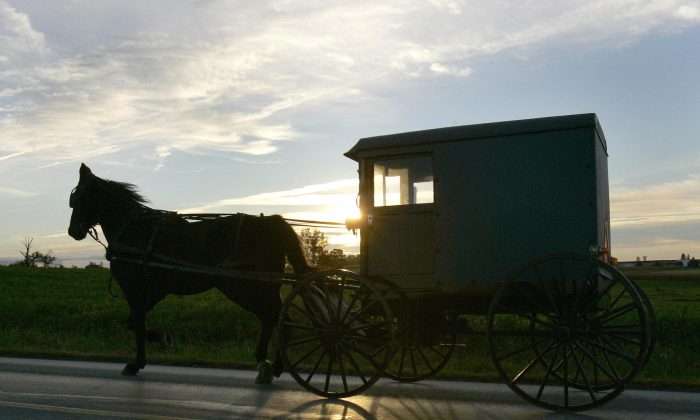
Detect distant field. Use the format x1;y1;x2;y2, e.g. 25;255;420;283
0;265;698;388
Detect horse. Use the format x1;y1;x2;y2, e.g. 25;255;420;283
68;163;313;382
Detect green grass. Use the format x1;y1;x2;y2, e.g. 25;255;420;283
1;265;699;389
0;266;261;368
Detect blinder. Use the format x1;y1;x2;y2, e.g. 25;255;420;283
69;187;78;208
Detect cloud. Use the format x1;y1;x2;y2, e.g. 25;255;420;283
0;186;37;197
1;0;698;170
676;3;700;21
180;178;358;213
610;175;700;260
0;1;48;62
611;175;700;228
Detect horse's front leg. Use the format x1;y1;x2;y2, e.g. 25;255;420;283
122;304;147;376
125;315;173;347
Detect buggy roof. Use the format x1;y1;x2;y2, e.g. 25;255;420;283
344;113;605;161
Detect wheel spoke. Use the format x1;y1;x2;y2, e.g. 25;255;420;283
336;279;346;322
345;298;380;325
428;343;448;359
581;279;617;313
557;259;568;317
416;346;435;372
604;332;643;346
409;346;418;378
339;286;362;324
574;340;621;384
340;344;368;384
344;341;383;369
570;344;597;401
596;302;638;324
512;281;550;316
290;301;324;327
324;349;335;393
580;336;636;365
282;321;325;333
306;349;327;384
536;343;562;400
572;263;597;314
496;336;554;362
563;341;569;407
291;342;324;369
534;266;561;316
512;341;558;384
396;347;406;377
598;336;622;384
495;303;556;328
287;334;324;348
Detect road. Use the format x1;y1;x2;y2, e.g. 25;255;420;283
0;356;699;419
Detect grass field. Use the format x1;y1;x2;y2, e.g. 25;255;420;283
0;265;699;388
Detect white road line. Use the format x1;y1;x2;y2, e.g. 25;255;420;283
0;400;195;419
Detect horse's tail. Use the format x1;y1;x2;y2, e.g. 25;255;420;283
271;215;314;275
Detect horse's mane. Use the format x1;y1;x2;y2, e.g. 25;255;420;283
95;176;149;207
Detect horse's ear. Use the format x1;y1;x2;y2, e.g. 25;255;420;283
80;163;92;177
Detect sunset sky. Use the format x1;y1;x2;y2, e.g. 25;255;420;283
1;0;699;266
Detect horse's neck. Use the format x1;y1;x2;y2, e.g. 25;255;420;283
99;204;152;244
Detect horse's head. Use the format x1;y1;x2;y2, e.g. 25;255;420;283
68;163;100;240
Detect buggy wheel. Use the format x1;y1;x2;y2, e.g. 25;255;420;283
385;313;457;383
487;253;649;411
278;269;395;398
633;280;656;371
359;277;457;382
559;279;656;392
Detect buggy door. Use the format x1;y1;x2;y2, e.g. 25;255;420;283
362;155;435;289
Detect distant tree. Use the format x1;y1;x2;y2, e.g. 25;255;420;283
643;256;647;262
681;253;687;260
19;237;38;267
689;258;699;269
85;261;105;269
17;238;57;268
344;253;360;267
319;248;347;268
300;228;328;265
635;256;642;267
37;251;56;268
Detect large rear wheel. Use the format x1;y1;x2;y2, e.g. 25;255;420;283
487;253;649;411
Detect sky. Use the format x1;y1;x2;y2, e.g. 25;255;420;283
0;0;699;267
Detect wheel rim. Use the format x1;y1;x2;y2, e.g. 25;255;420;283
487;254;649;411
278;269;395;398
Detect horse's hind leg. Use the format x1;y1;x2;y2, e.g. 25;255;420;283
254;310;278;384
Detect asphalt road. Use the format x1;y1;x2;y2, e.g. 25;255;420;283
1;356;699;419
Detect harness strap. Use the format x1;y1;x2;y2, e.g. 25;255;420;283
232;213;245;259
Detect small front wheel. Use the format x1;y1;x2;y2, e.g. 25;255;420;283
278;269;396;398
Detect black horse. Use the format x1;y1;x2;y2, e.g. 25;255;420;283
68;163;312;382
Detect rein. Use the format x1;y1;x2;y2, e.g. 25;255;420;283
88;227;124;299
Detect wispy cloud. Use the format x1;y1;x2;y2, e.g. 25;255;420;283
0;186;37;197
180;178;358;213
1;0;698;170
611;175;700;228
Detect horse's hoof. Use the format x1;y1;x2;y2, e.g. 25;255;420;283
272;360;284;378
255;360;273;384
121;363;141;376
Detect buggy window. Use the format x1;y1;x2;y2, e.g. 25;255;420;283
373;156;433;207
